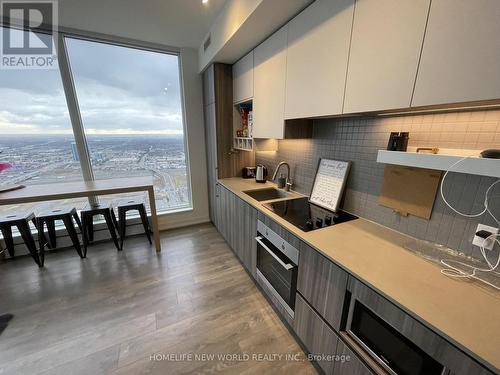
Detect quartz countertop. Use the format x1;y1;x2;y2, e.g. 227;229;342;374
218;177;500;372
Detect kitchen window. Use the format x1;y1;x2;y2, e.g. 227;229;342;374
0;26;192;216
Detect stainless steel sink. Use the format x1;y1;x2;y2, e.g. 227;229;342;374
243;188;291;201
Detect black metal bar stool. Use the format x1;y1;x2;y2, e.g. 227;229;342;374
35;207;83;266
81;204;120;253
112;200;152;250
0;212;40;266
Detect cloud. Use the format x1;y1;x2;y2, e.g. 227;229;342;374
0;34;184;135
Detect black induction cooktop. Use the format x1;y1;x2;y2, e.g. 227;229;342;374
263;197;357;232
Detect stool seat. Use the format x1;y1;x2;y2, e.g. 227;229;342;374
113;200;151;250
0;212;35;223
80;204;120;252
0;212;40;266
36;207;78;219
35;207;83;266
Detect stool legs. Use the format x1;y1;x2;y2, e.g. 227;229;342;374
73;212;83;233
81;212;90;256
46;219;57;249
138;207;152;245
118;209;126;250
115;203;151;250
36;219;46;267
62;216;84;259
102;210;120;251
17;221;41;267
0;226;15;257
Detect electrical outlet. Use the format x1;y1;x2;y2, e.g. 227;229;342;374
472;224;499;250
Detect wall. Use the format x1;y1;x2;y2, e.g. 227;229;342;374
159;48;210;230
256;109;500;261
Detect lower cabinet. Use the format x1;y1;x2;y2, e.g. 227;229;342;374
294;294;339;374
216;184;257;276
234;194;258;276
214;186;495;375
297;241;348;330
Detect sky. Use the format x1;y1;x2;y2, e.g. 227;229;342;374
0;27;184;135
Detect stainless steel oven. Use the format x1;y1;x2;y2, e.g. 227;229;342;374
255;220;299;318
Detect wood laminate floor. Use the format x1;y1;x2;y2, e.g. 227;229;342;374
0;223;317;375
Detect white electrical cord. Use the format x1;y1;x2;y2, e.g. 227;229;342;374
439;155;500;290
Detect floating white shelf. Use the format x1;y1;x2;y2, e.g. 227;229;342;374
233;137;253;151
376;150;500;178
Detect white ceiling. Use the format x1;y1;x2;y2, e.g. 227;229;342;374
57;0;228;48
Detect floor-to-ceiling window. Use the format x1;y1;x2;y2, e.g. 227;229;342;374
0;27;192;218
64;37;190;212
0;27;87;217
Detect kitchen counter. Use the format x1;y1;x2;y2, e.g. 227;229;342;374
218;177;500;372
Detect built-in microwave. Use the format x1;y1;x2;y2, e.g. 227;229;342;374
255;220;299;318
345;300;446;375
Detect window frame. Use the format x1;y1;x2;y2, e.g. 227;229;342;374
0;22;194;215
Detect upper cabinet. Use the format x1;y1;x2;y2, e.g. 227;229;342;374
232;51;254;104
412;0;500;107
285;0;354;119
253;25;288;139
343;0;430;114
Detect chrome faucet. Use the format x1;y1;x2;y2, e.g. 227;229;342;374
272;161;292;191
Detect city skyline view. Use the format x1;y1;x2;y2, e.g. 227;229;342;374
0;134;190;215
0;29;191;216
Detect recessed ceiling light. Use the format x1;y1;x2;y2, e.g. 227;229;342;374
202;0;209;4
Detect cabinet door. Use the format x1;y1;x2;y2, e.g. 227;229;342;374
334;339;373;375
285;0;354;119
412;0;500;106
343;0;429;113
294;294;339;375
217;185;231;244
232;51;254;104
253;25;288;139
298;242;348;330
235;196;258;276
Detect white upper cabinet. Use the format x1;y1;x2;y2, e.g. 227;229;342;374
285;0;354;119
253;25;288;139
412;0;500;107
232;50;254;104
343;0;430;114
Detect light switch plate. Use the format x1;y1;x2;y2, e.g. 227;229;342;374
472;224;499;250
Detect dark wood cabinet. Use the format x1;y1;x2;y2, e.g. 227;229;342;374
213;187;494;375
203;63;255;232
234;195;257;276
217;185;257;276
294;294;339;374
297;241;348;331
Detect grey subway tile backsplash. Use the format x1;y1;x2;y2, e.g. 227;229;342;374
256;109;500;261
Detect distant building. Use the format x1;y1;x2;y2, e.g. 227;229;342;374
71;142;79;162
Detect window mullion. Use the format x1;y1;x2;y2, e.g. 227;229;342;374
56;31;98;207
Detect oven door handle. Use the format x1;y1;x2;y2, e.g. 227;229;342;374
255;236;295;271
